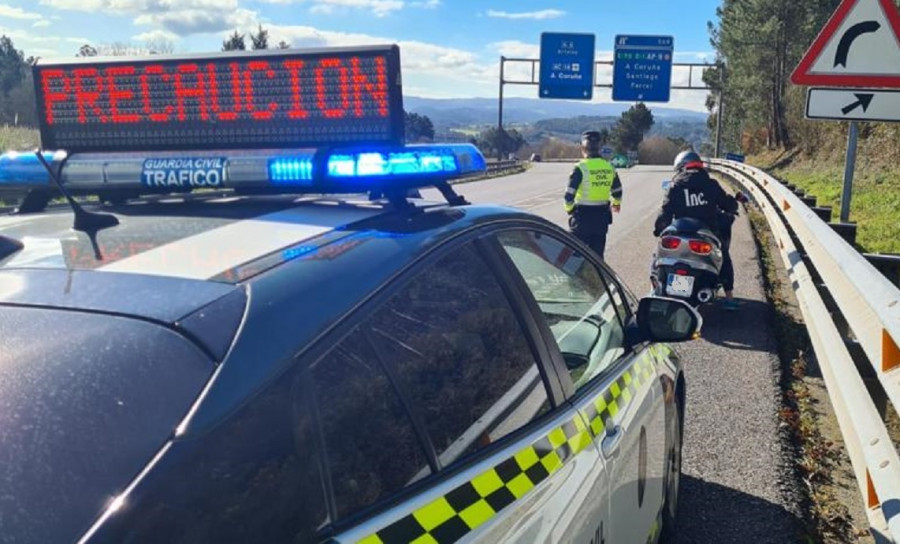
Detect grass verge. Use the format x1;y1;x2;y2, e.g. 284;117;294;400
748;147;900;254
746;206;863;543
0;126;39;151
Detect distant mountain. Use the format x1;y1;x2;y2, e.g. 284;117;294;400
403;96;708;130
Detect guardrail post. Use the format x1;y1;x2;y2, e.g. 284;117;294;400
830;222;858;246
845;339;891;419
864;254;900;288
800;196;817;208
812;206;832;222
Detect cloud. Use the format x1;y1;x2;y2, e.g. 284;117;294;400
32;19;52;27
268;24;493;81
410;0;439;7
135;8;258;35
0;4;43;19
491;40;539;59
256;0;405;17
40;0;254;36
0;25;89;58
132;29;179;43
486;9;565;20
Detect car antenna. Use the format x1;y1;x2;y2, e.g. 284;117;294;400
34;149;119;259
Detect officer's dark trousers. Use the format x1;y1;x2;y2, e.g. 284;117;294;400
717;214;735;292
570;206;612;260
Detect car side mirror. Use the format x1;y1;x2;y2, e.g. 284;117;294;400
634;296;702;343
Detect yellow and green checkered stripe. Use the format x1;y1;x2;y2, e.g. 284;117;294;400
358;355;657;544
579;355;655;437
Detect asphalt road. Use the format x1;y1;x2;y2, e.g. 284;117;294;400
431;164;804;543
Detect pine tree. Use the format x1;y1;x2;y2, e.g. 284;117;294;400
222;31;246;51
250;25;269;50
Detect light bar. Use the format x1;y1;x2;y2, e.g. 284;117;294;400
0;144;486;198
0;151;64;185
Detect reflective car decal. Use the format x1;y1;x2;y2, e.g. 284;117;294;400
358;355;658;544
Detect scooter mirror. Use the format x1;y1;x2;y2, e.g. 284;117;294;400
661;180;672;191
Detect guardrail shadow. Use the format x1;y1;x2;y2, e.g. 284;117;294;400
673;474;804;543
696;299;777;354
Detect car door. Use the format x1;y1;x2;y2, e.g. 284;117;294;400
327;238;610;544
494;227;668;544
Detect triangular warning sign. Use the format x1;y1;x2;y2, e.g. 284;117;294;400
792;0;900;87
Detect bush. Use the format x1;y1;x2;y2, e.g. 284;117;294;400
638;137;682;165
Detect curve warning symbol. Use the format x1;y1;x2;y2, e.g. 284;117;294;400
792;0;900;88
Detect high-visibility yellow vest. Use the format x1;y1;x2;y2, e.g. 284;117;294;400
573;158;618;206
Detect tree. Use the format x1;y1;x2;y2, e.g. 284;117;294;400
250;25;269;50
277;40;291;50
707;0;836;150
404;112;435;142
0;36;34;126
0;36;26;96
474;127;527;158
222;31;246;51
76;44;98;57
611;103;654;152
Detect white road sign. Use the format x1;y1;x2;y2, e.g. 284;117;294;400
806;87;900;121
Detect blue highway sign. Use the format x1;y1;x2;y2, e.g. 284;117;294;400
725;153;746;163
539;32;595;100
613;35;674;103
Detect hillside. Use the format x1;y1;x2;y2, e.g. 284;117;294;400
404;96;706;131
753;125;900;255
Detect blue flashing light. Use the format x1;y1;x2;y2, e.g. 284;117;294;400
325;145;487;179
0;151;58;186
328;155;357;177
269;157;314;185
282;245;318;261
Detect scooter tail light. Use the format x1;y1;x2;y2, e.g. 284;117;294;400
689;240;713;255
660;236;681;250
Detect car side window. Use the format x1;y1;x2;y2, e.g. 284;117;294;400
497;230;626;391
367;243;551;470
310;327;431;520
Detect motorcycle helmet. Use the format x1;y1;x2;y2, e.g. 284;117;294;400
673;150;704;173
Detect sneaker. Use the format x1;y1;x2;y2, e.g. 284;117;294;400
722;299;741;311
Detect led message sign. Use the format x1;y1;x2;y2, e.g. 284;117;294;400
33;45;404;152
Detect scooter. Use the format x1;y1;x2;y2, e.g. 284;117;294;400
650;216;724;307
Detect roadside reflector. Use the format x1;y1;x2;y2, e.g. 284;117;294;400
882;329;900;372
867;470;880;509
783;200;791;211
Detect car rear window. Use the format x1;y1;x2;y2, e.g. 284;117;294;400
0;306;213;543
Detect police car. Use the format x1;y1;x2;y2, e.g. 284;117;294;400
0;46;699;544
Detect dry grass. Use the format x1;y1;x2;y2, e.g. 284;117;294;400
0;126;39;151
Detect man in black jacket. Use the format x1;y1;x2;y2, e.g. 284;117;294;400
653;150;746;310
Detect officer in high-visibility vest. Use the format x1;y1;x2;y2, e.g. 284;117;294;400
564;131;623;260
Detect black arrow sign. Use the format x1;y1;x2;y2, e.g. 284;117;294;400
835;21;881;67
842;93;875;115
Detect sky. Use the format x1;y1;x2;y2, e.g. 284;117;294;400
0;0;721;111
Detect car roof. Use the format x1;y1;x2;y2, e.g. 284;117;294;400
0;194;546;324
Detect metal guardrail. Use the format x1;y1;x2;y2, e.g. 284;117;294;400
485;160;523;174
709;159;900;543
